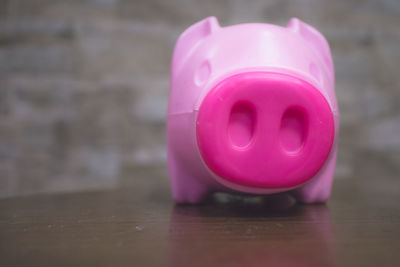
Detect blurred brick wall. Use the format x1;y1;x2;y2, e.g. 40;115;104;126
0;0;399;197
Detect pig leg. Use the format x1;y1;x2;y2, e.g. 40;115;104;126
168;151;210;204
291;147;337;203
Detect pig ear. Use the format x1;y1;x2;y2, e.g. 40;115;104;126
287;18;333;72
171;17;220;75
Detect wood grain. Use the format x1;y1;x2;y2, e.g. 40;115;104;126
1;174;399;267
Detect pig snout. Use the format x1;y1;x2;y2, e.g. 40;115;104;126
196;71;334;189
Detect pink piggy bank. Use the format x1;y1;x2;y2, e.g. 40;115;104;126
167;17;339;204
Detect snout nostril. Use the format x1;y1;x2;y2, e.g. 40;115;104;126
279;107;307;154
228;102;256;149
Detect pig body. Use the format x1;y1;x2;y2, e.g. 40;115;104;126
168;17;339;204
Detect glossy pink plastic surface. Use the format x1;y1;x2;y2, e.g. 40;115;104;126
167;17;339;204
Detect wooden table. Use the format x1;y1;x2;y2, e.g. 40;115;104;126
1;171;399;267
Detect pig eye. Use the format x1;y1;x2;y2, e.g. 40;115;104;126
194;60;211;87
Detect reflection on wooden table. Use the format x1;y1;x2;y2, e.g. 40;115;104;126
0;176;399;266
169;194;336;267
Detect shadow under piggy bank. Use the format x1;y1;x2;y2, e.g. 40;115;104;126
168;194;336;267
